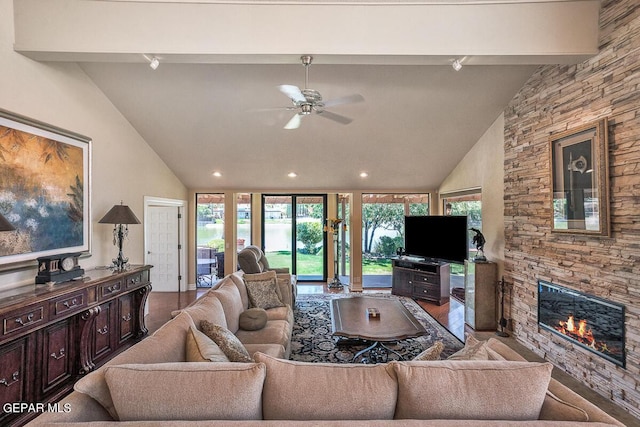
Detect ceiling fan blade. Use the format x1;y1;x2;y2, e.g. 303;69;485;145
316;110;353;125
323;94;364;108
284;113;302;130
278;85;306;104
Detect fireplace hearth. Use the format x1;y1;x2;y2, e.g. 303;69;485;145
538;280;625;368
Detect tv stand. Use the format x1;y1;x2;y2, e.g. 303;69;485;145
392;258;451;305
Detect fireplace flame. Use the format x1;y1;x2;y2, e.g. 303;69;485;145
557;315;603;352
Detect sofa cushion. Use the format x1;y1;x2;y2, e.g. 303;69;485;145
264;305;294;323
201;320;253;362
447;334;490;360
229;271;250;309
181;294;228;329
211;280;245;333
244;343;287;359
244;272;285;310
392;360;552;420
254;352;397;420
186;325;230;362
239;308;268;331
235;320;291;347
73;310;194;420
104;362;265;421
413;341;444;361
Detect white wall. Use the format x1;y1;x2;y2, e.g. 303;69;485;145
0;0;188;290
438;113;505;276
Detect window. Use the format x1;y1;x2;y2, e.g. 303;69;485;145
361;193;429;287
196;193;224;287
442;191;482;275
237;193;251;249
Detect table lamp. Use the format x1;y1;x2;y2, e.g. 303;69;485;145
99;202;140;271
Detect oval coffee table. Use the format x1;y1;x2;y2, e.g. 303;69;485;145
330;296;427;363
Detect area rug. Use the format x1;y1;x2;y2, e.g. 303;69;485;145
290;294;463;363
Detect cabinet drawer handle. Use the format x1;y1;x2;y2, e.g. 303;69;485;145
106;284;121;293
63;298;78;308
97;326;109;335
0;371;19;387
130;277;140;284
50;348;66;360
122;313;131;322
15;313;34;326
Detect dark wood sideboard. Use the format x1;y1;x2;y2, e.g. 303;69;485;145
0;265;152;426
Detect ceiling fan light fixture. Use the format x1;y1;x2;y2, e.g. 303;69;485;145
452;59;463;72
300;104;313;115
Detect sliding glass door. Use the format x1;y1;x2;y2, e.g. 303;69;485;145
262;195;327;281
361;193;429;288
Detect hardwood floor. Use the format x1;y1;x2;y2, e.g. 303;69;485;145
143;282;636;426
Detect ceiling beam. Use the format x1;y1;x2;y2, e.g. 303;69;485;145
13;0;600;65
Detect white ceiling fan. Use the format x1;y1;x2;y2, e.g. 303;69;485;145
276;55;364;130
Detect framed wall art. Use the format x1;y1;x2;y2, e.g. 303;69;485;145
549;118;610;236
0;109;91;268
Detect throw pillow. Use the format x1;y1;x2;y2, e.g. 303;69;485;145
392;360;553;420
239;308;268;331
200;320;253;362
186;325;230;362
244;271;283;301
243;273;284;310
447;334;490;360
104;362;265;421
413;341;444;361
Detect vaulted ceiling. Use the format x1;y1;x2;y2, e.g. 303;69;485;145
12;0;601;191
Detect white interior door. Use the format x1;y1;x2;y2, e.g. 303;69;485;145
146;205;181;292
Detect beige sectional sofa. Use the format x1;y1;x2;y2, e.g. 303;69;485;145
27;271;624;426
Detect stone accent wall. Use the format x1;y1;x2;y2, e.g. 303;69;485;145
503;0;640;418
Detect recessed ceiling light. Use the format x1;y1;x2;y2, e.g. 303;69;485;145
287;172;297;178
452;59;463;71
360;172;369;178
212;171;222;177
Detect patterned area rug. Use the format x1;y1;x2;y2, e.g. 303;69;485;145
290;294;463;363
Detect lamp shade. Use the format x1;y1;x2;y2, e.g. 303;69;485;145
0;213;15;232
99;204;140;225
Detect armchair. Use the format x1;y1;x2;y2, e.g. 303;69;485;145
237;245;289;274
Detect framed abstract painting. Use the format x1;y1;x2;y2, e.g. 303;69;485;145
549;118;610;236
0;109;91;268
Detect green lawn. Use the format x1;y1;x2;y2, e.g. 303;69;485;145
265;251;392;275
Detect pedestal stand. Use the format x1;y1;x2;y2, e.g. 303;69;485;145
326;218;345;290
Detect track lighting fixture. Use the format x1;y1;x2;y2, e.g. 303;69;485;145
452;59;463;72
149;56;160;70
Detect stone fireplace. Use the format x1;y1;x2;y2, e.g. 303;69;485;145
538;280;625;368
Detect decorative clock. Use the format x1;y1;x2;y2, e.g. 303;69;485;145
36;253;85;284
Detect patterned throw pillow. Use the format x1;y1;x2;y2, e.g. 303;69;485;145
185;326;230;362
244;271;283;301
200;320;253;363
413;341;445;361
244;276;284;310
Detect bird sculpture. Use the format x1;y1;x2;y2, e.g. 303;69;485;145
470;228;487;262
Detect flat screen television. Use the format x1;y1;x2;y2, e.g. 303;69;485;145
403;215;468;264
